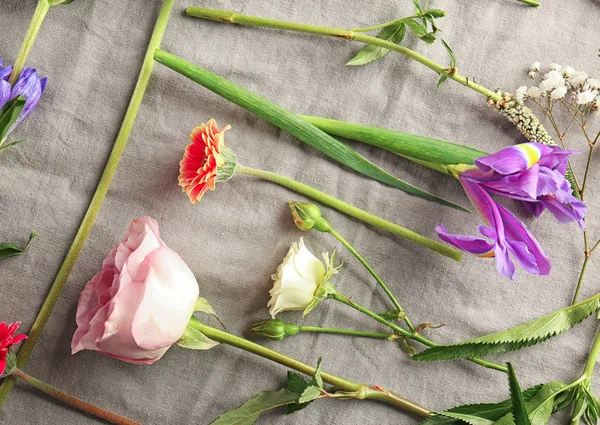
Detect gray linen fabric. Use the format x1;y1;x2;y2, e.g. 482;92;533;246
1;0;600;424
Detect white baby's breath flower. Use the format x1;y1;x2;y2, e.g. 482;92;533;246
515;86;528;104
551;86;568;100
592;98;599;111
570;71;588;86
550;63;562;72
526;86;543;99
528;71;537;79
562;66;575;78
577;90;598;105
588;78;600;90
530;62;540;72
540;70;565;93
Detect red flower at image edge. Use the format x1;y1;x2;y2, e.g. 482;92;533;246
178;119;233;204
0;322;27;375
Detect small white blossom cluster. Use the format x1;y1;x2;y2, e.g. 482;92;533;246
516;62;600;110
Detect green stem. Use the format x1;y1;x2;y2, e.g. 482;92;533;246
517;0;540;6
331;292;508;373
329;228;415;332
0;0;175;407
571;327;600;425
572;250;590;305
298;325;396;339
185;7;502;102
235;164;461;261
189;317;432;418
8;0;50;86
11;369;139;425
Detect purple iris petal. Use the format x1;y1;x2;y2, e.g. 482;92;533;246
437;176;550;279
0;80;10;107
465;142;586;228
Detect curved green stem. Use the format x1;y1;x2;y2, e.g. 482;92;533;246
185;7;502;102
8;0;51;85
235;165;460;261
189;317;432;418
0;0;175;407
298;325;395;339
11;369;139;425
330;292;508;373
328;228;415;332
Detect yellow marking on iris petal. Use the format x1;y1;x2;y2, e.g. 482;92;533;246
518;143;541;169
477;250;495;258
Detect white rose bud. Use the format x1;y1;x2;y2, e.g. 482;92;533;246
268;238;338;318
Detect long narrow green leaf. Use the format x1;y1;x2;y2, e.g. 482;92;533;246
507;363;532;425
299;115;487;165
0;96;26;143
210;388;300;425
153;49;469;212
412;293;600;362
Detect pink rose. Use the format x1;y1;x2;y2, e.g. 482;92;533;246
71;217;199;364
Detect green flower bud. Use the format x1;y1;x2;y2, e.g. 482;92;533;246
246;319;300;341
425;9;446;18
288;202;332;233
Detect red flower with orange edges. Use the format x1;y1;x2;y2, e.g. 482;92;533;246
0;321;27;376
178;119;237;204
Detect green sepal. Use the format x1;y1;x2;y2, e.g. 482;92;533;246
154;49;469;212
209;388;300;425
216;147;237;182
346;22;406;66
303;252;341;317
0;352;17;378
176;323;219;350
0;96;26;144
412;292;600;362
507;363;532;425
0;233;38;260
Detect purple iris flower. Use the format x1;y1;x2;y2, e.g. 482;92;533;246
437;176;551;280
0;58;47;141
461;143;586;229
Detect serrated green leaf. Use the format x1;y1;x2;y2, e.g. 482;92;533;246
412;293;600;362
405;19;427;37
0;96;26;144
436;412;494;425
0;352;17;378
154;50;468;214
298;386;322;404
419;386;543;425
0;233;37;260
210;388;300;425
346;23;406;66
176;323;219;350
311;358;323;390
507;363;531;425
494;382;567;425
284;372;312;414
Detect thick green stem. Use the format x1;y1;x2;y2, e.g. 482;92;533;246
11;369;139;425
8;0;50;86
185;7;502;102
331;292;508;373
0;0;175;407
235;164;461;261
517;0;540;6
298;326;396;339
329;228;415;332
189;317;432;418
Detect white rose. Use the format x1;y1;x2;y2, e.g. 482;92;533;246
268;238;326;318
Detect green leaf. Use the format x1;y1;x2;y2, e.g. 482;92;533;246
176;323;219;350
346;22;406;66
378;309;407;321
284;372;312;414
0;140;25;152
0;352;17;378
437;39;457;88
419;386;543;425
0;96;26;144
298;386;322;404
412;0;424;14
153;49;469;213
494;382;567;425
405;19;427;37
0;233;37;260
436;412;494;425
311;358;323;389
507;363;531;425
411;293;600;362
210;388;300;425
